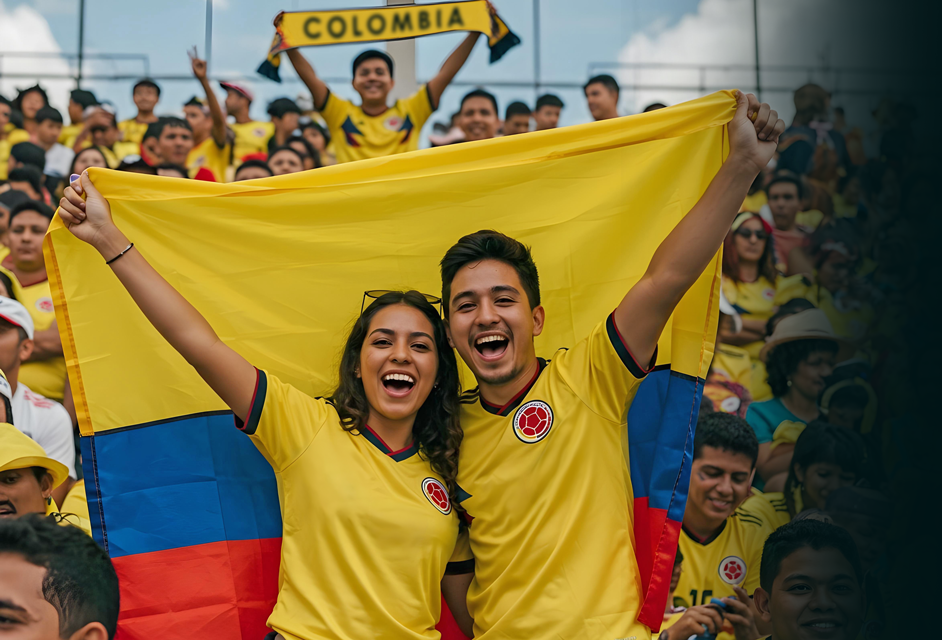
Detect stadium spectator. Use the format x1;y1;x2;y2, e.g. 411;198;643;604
644;102;668;112
750;298;817;403
754;520;865;640
286;135;321;170
428;111;465;146
9;85;49;143
704;292;752;417
8;141;45;173
0;299;75;507
61;88;98;149
33;107;74;180
583;74;620;121
118;78;161;147
676;412;771;634
503;101;531;135
765;172;810;273
117;155;157;175
267;146;305;176
155;164;189;179
283;4;495;163
0;201;67;403
777;84;849;178
185;51;232;183
68;146;109;179
457;89;500;142
301;119;334;165
533;93;564;131
142;118;199;178
742;422;865;528
267;97;302;153
0;423;68;519
0;190;30;251
0;95;12;180
747;310;851;490
74;106;137;168
233;158;273;181
7;167;44;201
0;513;119;638
659;585;759;640
220;80;273;162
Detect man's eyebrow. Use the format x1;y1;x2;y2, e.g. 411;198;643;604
491;285;520;296
782;573;856;582
0;598;27;612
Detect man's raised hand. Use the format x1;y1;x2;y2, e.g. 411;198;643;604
189;47;208;80
728;90;785;175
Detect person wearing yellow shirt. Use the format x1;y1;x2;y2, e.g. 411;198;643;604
184;50;232;183
8;85;49;147
72;106;139;168
60;173;481;639
219;80;274;164
60;89;99;150
283;4;495;164
0;95;13;181
675;412;774;640
266;97;302;153
118;78;160;147
0;201;66;403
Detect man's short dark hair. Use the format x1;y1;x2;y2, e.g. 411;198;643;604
154;163;190;178
693;412;759;466
286;135;322;168
234;159;274;179
505;101;530;120
9;199;54;223
460;89;498;115
583;74;619;95
133;78;161;96
352;49;394;78
759;519;862;593
10;142;46;170
35;106;63;125
301;119;331;146
766;171;804;199
70;89;98;109
0;188;30;214
267;97;302;118
0;514;120;639
440;230;540;317
8;167;44;196
535;94;564;110
643;102;667;112
143;117;192;142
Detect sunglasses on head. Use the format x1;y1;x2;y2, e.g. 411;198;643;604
361;290;443;315
734;228;768;241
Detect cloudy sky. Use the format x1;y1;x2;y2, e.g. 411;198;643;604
1;0;904;143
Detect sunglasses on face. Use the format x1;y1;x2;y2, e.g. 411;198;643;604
361;290;443;315
734;228;768;241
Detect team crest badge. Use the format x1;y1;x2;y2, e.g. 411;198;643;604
762;288;775;301
512;400;553;443
384;116;403;131
422;478;452;515
36;297;54;313
718;555;746;584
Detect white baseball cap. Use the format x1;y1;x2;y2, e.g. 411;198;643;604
0;297;35;340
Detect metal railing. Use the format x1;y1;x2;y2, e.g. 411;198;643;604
0;51;150;80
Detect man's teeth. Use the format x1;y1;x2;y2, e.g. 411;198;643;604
476;335;506;345
383;373;414;383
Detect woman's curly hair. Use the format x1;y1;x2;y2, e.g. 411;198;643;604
330;291;462;506
766;338;838;398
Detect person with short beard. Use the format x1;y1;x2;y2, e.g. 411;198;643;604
282;3;495;163
457;89;500;142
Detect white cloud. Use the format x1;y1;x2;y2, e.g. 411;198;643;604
616;0;904;124
0;0;73;113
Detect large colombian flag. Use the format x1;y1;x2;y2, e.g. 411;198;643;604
45;91;733;639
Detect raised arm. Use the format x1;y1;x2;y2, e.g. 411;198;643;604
427;2;494;108
615;92;785;365
58;173;257;420
285;49;329;110
190;49;228;147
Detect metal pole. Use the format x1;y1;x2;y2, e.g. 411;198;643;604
205;0;213;72
77;0;86;87
752;0;761;99
533;0;541;94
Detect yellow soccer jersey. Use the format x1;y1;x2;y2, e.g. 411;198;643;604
117;118;151;146
675;511;774;611
457;314;654;640
58;123;83;149
230;120;274;163
740;491;791;532
319;86;435;164
0;138;9;181
240;370;469;640
0;269;66;401
187;137;232;183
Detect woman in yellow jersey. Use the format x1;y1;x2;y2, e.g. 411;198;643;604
61;173;474;640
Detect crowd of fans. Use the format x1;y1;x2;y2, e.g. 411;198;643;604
0;34;914;640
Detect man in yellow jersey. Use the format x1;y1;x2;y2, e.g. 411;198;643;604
266;98;302;154
141;118;203;179
220;81;274;163
438;92;785;638
0;201;66;403
457;89;500;142
59;89;98;149
0;191;30;258
283;4;494;164
118;79;160;147
72;106;138;167
185;50;232;183
675;413;774;639
0;96;13;180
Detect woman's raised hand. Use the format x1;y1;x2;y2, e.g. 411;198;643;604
59;172;123;253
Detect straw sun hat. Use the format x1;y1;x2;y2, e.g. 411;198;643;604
759;308;855;363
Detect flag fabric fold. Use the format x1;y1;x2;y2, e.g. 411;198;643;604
46;90;733;639
257;0;520;82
